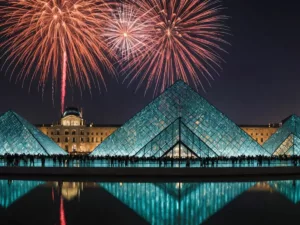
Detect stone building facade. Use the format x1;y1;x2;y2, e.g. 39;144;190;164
240;124;280;145
38;107;119;154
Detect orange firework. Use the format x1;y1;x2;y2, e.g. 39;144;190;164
123;0;230;93
0;0;116;112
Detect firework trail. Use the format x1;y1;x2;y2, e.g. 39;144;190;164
61;51;67;113
0;0;116;113
122;0;229;93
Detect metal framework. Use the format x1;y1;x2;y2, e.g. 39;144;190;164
0;111;67;155
263;115;300;156
91;81;267;157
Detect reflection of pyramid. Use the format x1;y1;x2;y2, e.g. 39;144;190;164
92;81;266;157
263;115;300;155
99;182;255;225
0;180;44;208
269;180;300;204
0;111;67;155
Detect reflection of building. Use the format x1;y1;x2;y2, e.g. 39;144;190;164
240;124;280;145
38;107;119;154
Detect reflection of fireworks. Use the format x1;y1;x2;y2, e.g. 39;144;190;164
124;0;229;93
0;0;115;112
103;4;151;61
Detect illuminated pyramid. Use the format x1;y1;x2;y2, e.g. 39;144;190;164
263;115;300;155
91;80;267;157
0;180;44;208
0;111;67;155
100;182;255;225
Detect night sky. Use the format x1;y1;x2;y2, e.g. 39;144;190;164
0;0;299;126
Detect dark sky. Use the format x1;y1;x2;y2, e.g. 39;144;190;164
0;0;300;125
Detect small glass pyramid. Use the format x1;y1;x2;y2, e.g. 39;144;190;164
263;115;300;155
0;180;44;208
0;111;67;155
91;81;267;157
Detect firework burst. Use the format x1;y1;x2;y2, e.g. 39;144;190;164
0;0;115;112
103;3;152;62
124;0;230;93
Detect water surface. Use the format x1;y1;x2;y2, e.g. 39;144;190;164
0;178;300;225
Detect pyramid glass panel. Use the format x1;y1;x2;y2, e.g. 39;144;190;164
91;81;267;157
0;111;67;155
263;115;300;155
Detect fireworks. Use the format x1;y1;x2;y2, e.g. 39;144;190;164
122;0;229;93
0;0;229;104
103;4;151;62
0;0;115;112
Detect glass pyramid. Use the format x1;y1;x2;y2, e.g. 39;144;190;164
263;115;300;155
269;180;300;204
0;111;67;155
99;181;255;225
91;80;267;157
0;179;44;208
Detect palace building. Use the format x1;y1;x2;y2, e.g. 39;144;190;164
38;107;119;154
240;124;280;145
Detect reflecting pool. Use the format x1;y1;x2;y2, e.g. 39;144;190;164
1;178;300;225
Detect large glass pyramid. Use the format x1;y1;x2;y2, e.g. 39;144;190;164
263;115;300;155
99;182;255;225
91;81;267;157
0;111;67;155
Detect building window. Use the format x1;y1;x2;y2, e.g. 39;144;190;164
56;130;60;135
87;137;90;142
80;130;84;135
80;137;84;142
92;137;94;142
101;132;103;135
91;132;94;135
251;133;253;136
51;131;54;135
261;133;263;136
65;145;68;151
261;138;263;143
72;137;76;143
65;137;69;142
87;132;90;135
96;132;98;135
65;130;69;135
101;137;103;142
57;138;60;143
72;130;76;135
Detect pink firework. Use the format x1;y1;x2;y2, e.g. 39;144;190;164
103;3;152;62
123;0;230;93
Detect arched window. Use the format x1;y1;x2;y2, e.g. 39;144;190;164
57;138;60;143
72;137;76;143
65;130;69;135
72;130;76;135
65;137;69;142
56;130;60;135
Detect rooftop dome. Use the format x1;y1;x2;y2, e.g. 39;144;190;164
62;107;81;118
